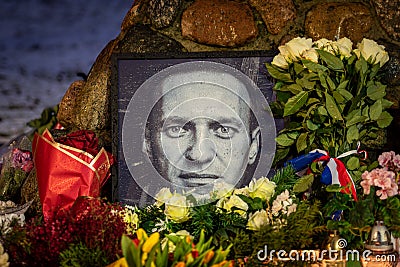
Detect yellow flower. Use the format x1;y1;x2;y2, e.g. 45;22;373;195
155;187;174;206
142;232;160;253
164;194;190;223
216;195;248;217
106;257;128;267
247;210;270;231
248;177;276;201
354;38;389;67
136;228;148;242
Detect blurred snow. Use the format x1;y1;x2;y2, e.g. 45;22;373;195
0;0;133;144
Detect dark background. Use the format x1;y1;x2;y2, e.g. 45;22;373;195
0;0;133;145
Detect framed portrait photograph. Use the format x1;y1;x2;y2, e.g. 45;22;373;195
111;52;278;207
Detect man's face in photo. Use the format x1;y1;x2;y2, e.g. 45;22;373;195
147;81;260;196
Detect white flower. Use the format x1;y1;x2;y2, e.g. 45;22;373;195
161;230;192;253
287;203;298;216
285;37;313;60
302;48;319;63
271;53;289;69
314;38;336;54
248;177;276;201
0;242;9;267
247;210;269;231
336;37;353;58
122;205;139;235
271;199;283;216
164;193;190;223
354;38;389;67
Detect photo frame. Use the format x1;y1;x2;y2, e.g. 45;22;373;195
111;51;279;207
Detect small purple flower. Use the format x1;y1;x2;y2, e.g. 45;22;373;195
11;148;34;173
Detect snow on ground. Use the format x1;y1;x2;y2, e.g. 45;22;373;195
0;0;133;144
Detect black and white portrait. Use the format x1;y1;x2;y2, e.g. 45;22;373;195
113;55;277;206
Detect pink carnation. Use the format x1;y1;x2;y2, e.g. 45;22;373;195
361;168;398;199
378;151;395;168
393;154;400;172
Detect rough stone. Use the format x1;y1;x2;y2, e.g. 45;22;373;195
371;0;400;42
147;0;182;28
305;2;372;43
181;0;258;47
249;0;296;35
116;24;186;53
57;80;85;129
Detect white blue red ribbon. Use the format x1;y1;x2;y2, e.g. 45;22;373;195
285;146;364;201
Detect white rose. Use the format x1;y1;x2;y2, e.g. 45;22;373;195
164;194;190;223
354;38;389;67
336;37;353;58
247;210;269;231
302;48;319;63
248;177;276;201
155;187;174;206
285;37;313;60
271;53;289;69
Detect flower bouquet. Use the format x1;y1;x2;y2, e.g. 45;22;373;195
32;129;114;219
267;37;392;163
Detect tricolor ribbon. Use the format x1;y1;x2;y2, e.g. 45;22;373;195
285;144;366;201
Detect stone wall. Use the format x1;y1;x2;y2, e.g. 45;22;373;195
56;0;400;150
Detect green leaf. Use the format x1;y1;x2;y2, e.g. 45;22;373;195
273;147;290;164
336;80;349;91
301;59;328;73
276;133;296;146
376;111;393;128
325;184;343;193
293;174;314;193
325;92;343;120
297;77;316;90
338;89;353;101
346;157;360;170
346;125;359;143
326;75;336;91
293;62;305;74
287;131;300;139
332;91;346;104
381;99;394;109
284;91;309;116
355;56;368;75
369;99;382;121
317;106;328;116
367;82;386;100
318;72;328;90
287;84;303;94
266;63;293;82
296;132;308;152
317;49;344;70
306;120;319;131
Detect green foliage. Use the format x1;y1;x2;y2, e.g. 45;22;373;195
27;105;59;135
268;44;393;162
59;242;109;267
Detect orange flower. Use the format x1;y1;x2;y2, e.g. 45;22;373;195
175;262;186;267
203;250;214;264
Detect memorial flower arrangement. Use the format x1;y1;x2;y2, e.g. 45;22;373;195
0;36;398;266
267;37;392;163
